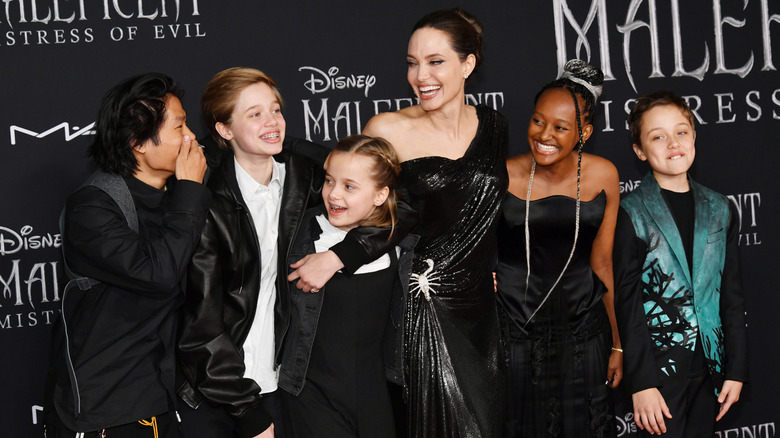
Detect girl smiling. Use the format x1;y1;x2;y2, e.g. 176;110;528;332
279;135;417;438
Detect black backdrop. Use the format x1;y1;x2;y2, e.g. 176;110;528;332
1;1;777;437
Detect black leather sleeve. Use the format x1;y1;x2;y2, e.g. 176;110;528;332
284;137;420;275
332;198;418;275
284;135;331;165
177;211;272;436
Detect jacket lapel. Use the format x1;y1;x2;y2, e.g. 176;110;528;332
639;173;692;286
222;157;248;208
278;151;313;259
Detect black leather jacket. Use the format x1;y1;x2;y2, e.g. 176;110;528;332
278;207;419;396
177;146;414;437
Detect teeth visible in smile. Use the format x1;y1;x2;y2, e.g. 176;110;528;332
537;143;557;152
419;86;440;94
669;155;683;160
261;133;279;140
330;204;345;211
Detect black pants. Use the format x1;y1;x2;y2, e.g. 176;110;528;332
178;390;289;438
637;373;718;438
47;412;178;438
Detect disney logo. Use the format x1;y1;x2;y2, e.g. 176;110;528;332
0;225;61;256
616;412;637;436
299;66;377;97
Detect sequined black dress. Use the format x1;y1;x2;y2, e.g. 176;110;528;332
495;191;615;437
400;105;508;438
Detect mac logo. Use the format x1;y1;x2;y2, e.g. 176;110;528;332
9;122;95;145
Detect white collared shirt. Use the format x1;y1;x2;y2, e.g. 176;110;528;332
314;214;395;274
234;157;286;394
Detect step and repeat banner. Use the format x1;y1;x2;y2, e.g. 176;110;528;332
1;1;777;437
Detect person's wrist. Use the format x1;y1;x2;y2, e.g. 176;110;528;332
326;250;345;270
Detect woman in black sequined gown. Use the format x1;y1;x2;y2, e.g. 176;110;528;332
363;8;508;438
495;60;622;437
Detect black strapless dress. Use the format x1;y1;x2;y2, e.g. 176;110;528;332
400;105;508;438
495;191;615;438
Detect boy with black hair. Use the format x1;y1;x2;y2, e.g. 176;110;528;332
46;73;210;437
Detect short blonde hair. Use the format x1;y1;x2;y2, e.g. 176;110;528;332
201;67;283;150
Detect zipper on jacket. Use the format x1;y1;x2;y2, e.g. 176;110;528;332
60;285;82;417
235;200;262;349
235;203;246;295
226;178;266;349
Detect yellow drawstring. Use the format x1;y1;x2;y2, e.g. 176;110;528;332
138;416;159;438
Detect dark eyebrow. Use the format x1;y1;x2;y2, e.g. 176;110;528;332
407;53;444;60
532;111;572;126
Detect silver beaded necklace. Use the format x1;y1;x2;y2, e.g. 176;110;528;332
522;88;584;329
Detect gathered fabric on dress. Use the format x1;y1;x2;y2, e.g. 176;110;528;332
400;104;508;438
496;191;616;438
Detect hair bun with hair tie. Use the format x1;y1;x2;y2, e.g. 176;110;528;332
559;59;603;102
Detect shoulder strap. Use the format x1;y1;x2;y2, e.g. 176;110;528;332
85;170;138;233
59;171;138;290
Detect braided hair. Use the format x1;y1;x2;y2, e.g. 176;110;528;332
535;59;604;124
523;59;604;328
327;134;401;238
